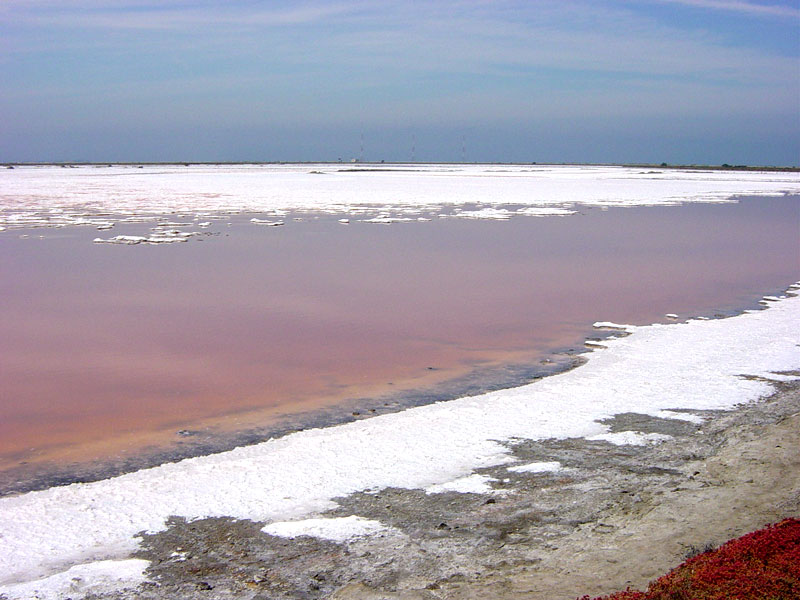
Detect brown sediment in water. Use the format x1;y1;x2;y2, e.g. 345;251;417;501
0;196;798;486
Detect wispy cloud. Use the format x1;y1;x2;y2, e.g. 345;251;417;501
1;0;798;163
2;1;368;30
652;0;800;18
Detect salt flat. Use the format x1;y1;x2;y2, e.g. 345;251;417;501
1;164;797;234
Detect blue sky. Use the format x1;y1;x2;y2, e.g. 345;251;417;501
1;1;798;164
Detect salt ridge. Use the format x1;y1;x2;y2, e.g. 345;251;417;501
0;287;798;595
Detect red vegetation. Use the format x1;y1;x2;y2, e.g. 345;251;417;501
579;518;800;600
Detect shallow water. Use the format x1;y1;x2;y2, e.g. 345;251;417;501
0;196;798;476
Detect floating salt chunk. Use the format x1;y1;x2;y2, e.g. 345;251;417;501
516;206;577;217
592;321;635;332
197;222;212;228
361;216;413;224
145;236;188;244
762;296;780;302
250;218;284;226
0;226;5;231
665;313;679;319
417;217;431;221
96;223;114;230
452;208;512;220
150;229;194;237
338;218;350;224
93;235;147;245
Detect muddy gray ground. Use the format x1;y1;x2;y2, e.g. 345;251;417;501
76;375;800;600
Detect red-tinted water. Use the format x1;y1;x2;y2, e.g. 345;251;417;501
0;196;798;474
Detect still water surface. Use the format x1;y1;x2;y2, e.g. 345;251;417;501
1;196;798;475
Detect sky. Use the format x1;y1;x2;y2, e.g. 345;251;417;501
1;0;799;164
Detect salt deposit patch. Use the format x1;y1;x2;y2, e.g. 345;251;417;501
0;285;798;592
655;410;706;424
261;516;388;542
0;559;149;600
507;461;563;474
587;431;674;446
593;321;636;332
425;474;499;495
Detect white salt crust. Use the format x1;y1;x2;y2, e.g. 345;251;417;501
507;461;563;474
261;516;388;542
586;431;674;446
425;474;498;495
1;164;797;235
0;559;149;600
0;286;798;595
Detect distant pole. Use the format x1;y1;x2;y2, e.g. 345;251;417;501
412;133;416;163
461;134;466;163
360;130;364;163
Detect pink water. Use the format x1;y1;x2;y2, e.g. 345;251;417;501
0;196;797;474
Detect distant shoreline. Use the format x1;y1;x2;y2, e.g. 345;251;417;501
3;161;799;172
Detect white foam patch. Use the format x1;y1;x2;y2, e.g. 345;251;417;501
425;474;497;495
1;164;797;236
261;516;387;542
587;431;674;446
1;289;798;593
0;559;149;600
507;461;563;474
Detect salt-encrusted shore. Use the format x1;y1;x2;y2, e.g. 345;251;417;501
0;284;798;600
